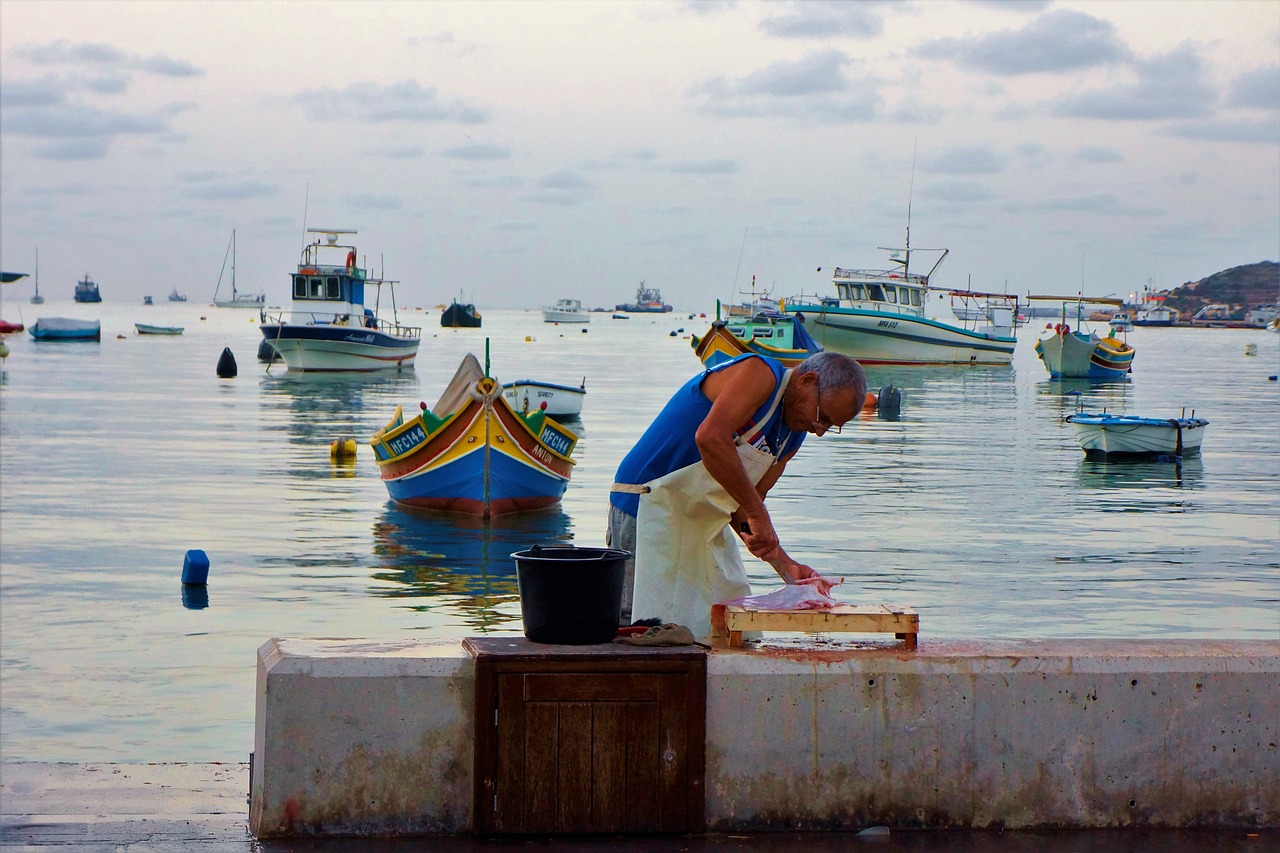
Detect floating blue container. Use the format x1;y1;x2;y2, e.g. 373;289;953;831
182;549;210;585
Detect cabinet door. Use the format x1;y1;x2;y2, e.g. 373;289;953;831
490;670;697;833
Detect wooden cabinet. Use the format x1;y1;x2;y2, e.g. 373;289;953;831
465;637;706;834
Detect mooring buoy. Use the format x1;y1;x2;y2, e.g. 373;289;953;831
216;347;237;378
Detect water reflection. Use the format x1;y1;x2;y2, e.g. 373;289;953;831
1036;378;1131;414
1075;455;1205;491
259;371;421;447
369;503;573;628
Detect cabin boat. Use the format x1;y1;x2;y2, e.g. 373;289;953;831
259;229;421;372
541;298;590;324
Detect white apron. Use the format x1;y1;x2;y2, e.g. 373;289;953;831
629;371;792;638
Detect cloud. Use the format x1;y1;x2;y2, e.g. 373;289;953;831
920;145;1006;174
344;193;402;210
537;169;592;190
32;138;108;160
668;159;739;175
1052;44;1215;121
920;180;996;203
690;50;882;122
2;103;168;137
442;143;511;160
758;1;886;39
1073;146;1123;163
0;77;65;108
1161;118;1280;143
1228;66;1280;111
13;39;203;77
1014;192;1163;216
182;179;278;201
292;80;488;124
461;174;523;188
928;9;1129;75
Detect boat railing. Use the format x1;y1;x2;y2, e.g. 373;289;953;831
261;308;422;338
832;267;929;286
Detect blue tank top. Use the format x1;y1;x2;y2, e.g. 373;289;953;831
610;353;804;517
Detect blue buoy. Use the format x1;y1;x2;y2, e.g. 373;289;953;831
876;384;902;419
216;347;237;378
182;549;210;585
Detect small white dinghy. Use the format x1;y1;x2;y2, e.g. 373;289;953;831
501;378;586;418
1065;410;1209;457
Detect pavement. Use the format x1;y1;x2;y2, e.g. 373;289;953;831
1;763;1273;852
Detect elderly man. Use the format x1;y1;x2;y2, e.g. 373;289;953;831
608;350;867;636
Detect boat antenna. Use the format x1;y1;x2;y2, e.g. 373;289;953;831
905;140;917;277
300;184;310;245
728;228;748;306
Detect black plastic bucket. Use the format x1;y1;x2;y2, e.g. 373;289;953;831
511;545;630;644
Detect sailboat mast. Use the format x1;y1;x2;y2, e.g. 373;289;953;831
231;229;237;299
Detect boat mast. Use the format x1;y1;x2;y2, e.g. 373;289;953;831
231;229;237;300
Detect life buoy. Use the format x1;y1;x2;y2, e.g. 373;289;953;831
345;250;356;272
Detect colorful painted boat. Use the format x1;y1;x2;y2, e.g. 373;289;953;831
371;353;577;517
135;323;184;336
781;242;1017;366
691;301;823;368
501;378;586;418
260;228;421;372
1065;411;1208;457
1031;296;1135;379
28;317;100;341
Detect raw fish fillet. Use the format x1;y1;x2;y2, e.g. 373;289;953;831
724;576;843;611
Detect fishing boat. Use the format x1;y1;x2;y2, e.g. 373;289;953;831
691;300;823;368
143;295;154;306
441;299;482;328
1109;312;1134;332
212;230;267;309
74;274;102;303
28;317;101;341
615;281;673;313
259;228;421;372
541;298;590;324
501;378;586;418
781;243;1018;366
370;350;578;517
135;323;184;336
1065;410;1209;457
1031;296;1135;379
168;288;187;302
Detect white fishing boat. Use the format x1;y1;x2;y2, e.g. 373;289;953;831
1031;296;1135;379
259;229;421;372
501;377;586;418
212;229;267;309
782;240;1017;365
1065;410;1209;457
541;298;591;324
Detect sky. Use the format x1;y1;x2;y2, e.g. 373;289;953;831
1;0;1277;311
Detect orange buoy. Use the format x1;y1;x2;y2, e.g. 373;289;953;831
863;391;878;411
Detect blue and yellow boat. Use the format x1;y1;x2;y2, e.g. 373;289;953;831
370;352;577;517
691;300;823;368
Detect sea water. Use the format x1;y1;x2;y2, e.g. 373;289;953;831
0;301;1276;761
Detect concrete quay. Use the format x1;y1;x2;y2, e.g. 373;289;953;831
251;636;1278;838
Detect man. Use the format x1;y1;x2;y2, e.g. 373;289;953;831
608;350;867;636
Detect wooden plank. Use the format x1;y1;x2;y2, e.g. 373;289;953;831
556;703;593;832
591;703;627;833
656;673;688;831
624;702;660;831
523;672;664;703
685;656;707;831
471;659;496;833
722;604;918;639
523;702;559;833
493;673;526;832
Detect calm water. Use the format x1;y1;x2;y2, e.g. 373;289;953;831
1;301;1277;762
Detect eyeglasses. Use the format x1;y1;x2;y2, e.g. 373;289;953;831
814;399;842;435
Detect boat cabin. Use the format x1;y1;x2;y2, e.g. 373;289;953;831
289;230;390;328
832;268;926;315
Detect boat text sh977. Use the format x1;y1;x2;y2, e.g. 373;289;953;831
259;228;421;373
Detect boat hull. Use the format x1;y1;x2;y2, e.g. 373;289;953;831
29;318;101;341
783;305;1015;365
1035;329;1134;379
1066;414;1208;456
135;324;184;336
260;323;419;372
441;303;482;327
371;378;576;518
502;380;586;417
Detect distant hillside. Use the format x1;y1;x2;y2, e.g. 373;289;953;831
1159;261;1279;321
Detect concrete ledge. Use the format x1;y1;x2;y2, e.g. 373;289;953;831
251;637;1279;837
